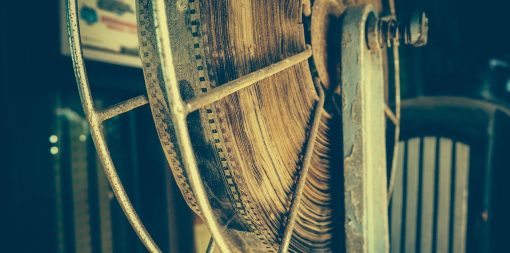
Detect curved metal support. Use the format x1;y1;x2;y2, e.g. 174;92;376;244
65;0;160;252
278;83;325;253
386;0;402;204
152;1;318;252
150;0;234;251
69;0;318;251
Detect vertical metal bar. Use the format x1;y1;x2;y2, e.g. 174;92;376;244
66;0;160;252
97;95;149;122
341;5;389;252
386;0;402;202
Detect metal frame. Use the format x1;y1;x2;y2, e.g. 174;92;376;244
66;1;158;251
67;0;322;252
67;0;401;252
386;0;402;205
341;5;390;252
151;1;321;251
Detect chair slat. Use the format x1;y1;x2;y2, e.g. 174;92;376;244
453;143;470;253
405;138;421;252
420;137;437;253
436;138;453;253
391;141;406;253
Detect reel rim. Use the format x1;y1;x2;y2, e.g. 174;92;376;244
66;0;401;252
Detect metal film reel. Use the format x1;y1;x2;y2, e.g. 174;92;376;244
66;0;426;252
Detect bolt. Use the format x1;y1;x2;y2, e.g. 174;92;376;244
367;12;429;49
404;12;429;47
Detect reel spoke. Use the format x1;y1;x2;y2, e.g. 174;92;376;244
69;0;409;251
205;237;216;253
385;103;399;126
98;95;149;122
279;84;325;253
186;46;313;113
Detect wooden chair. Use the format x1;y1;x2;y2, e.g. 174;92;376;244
389;96;510;253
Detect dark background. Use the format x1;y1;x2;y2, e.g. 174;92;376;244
0;0;509;252
0;1;193;253
398;0;510;101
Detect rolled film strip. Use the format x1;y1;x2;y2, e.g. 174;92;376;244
66;0;401;252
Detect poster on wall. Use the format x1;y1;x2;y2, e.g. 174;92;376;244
61;0;141;68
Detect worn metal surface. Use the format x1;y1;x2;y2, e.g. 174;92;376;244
341;5;389;253
67;0;405;252
65;0;160;252
138;0;318;251
309;1;402;200
97;95;149;121
186;47;313;113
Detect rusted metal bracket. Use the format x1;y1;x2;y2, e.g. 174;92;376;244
341;5;389;253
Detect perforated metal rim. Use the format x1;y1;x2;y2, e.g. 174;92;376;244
66;0;401;252
67;0;324;252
